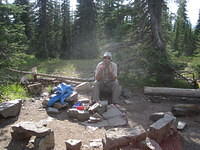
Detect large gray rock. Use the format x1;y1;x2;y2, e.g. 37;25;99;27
47;107;59;114
27;83;42;95
66;91;78;102
103;125;146;150
149;112;165;122
11;121;51;139
77;110;90;121
53;102;68;110
148;114;176;143
75;82;92;93
67;109;90;121
0;99;22;118
88;101;108;114
34;131;55;150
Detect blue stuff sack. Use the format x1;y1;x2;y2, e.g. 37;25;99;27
47;83;73;107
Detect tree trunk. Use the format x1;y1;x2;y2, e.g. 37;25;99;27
147;0;165;51
144;86;200;98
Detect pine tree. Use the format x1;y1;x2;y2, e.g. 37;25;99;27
173;0;194;56
34;0;49;58
73;0;98;58
0;3;27;67
194;10;200;54
47;0;62;58
127;0;174;84
99;0;129;40
60;0;71;58
14;0;32;39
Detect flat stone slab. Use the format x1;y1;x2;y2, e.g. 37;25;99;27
0;99;22;118
149;112;173;122
81;104;127;127
149;114;176;130
12;121;51;137
103;125;146;150
102;104;123;118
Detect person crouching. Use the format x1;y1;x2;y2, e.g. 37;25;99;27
92;52;121;104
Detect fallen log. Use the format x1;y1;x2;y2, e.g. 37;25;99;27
144;86;200;98
8;68;94;82
36;77;83;85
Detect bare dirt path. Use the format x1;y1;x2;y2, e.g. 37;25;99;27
1;90;200;149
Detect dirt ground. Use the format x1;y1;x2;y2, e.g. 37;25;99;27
1;89;200;150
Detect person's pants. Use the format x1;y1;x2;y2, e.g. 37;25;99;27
92;80;121;104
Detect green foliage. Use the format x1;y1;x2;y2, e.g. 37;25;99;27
0;0;199;91
0;4;28;68
194;11;200;54
172;0;195;56
97;0;133;41
171;54;200;78
170;79;193;88
119;70;192;89
189;55;200;78
73;0;98;58
118;72;154;88
170;55;190;69
60;0;71;58
0;84;28;102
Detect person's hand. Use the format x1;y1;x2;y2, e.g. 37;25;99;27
108;64;112;72
99;64;105;72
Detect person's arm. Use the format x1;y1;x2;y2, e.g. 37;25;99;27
95;63;104;81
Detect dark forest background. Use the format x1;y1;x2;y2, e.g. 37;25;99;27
0;0;200;100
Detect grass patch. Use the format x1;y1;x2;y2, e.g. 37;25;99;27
31;58;99;78
171;54;200;81
189;55;200;79
170;79;193;88
0;83;29;102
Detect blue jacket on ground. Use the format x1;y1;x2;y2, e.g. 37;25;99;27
47;83;73;107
